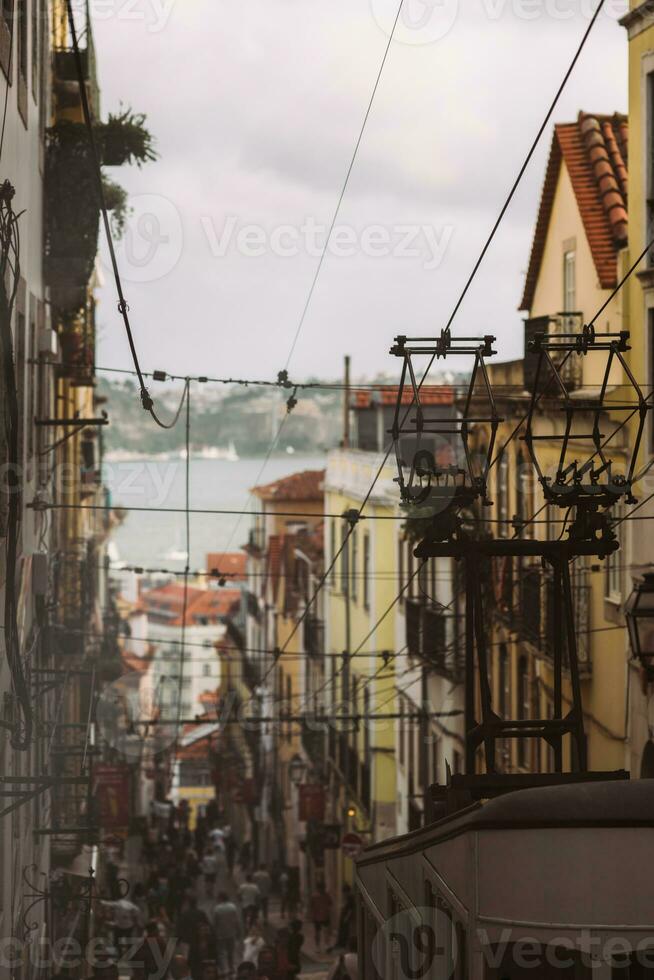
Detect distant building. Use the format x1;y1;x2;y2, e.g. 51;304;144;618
127;582;242;721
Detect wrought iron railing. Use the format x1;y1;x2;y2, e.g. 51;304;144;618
524;312;584;392
405;598;460;681
304;616;325;660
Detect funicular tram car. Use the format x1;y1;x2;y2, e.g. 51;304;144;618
355;778;654;979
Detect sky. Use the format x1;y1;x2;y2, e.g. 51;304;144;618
92;0;629;384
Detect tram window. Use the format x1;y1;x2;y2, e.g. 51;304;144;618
484;943;591;978
612;951;654;977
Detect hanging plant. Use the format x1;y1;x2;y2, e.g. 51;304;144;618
96;107;158;168
102;177;131;239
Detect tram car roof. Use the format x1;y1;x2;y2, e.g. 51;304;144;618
358;777;654;865
355;778;654;973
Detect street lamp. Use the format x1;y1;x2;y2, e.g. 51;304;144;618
289;754;307;786
625;572;654;679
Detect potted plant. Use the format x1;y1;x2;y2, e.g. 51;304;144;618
98;107;158;167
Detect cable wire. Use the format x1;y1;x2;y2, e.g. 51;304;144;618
283;0;405;369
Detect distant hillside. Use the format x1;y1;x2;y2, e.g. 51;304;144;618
97;377;344;456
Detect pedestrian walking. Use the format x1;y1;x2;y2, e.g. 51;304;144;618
201;848;218;897
102;895;143;954
251;866;272;922
131;921;172;980
286;920;304;979
308;882;332;952
241;924;265;965
177;896;209;957
170;954;193;980
212;891;243;977
328;885;356;952
188;921;215;980
237;875;261;931
225;834;236;876
278;869;289;920
239;840;252;873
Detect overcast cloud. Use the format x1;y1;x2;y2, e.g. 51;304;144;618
92;0;628;383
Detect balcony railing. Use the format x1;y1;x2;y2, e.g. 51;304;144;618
524;312;584;392
520;565;542;646
405;598;461;682
301;721;325;769
521;564;591;672
304;616;325;660
56;300;95;386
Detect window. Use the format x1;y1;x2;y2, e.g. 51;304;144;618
517;657;529;768
498;644;509;718
0;0;12;78
648;72;654;267
497;453;509;537
16;0;26;123
398;697;405;768
606;504;624;600
330;520;336;588
650;309;654;452
285;675;292;742
563;250;576;311
516;451;533;538
363;533;370;610
30;0;35;98
340;522;348;596
351;528;358;603
203;664;211;678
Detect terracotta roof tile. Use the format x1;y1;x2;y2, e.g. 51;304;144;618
206;552;246;580
352;386;454;409
520;111;628;312
141;582;241;627
252;469;325;502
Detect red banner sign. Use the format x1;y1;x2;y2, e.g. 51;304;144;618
94;764;131;832
298;784;325;822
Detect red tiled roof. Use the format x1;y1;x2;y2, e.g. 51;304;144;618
252;469;325;502
352;386;454;409
121;650;153;674
141;582;241;626
520;112;628;312
206;552;246;581
199;689;222;706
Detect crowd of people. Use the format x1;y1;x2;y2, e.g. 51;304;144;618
86;799;356;980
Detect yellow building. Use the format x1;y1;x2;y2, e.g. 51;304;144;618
324;441;398;889
244;470;325;881
620;4;654;774
473;112;631;774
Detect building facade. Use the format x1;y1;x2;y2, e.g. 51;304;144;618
468;112;631;776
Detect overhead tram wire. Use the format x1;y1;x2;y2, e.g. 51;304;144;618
64;0;183;431
273;3;609;665
68;360;654;392
283;0;405;369
212;2;405;573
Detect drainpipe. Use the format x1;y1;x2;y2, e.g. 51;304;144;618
343;355;351;449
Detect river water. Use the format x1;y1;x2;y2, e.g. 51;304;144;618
103;452;326;570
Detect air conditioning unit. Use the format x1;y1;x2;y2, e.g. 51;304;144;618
38;328;59;362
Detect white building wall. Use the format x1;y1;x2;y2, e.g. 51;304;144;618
0;4;53;974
